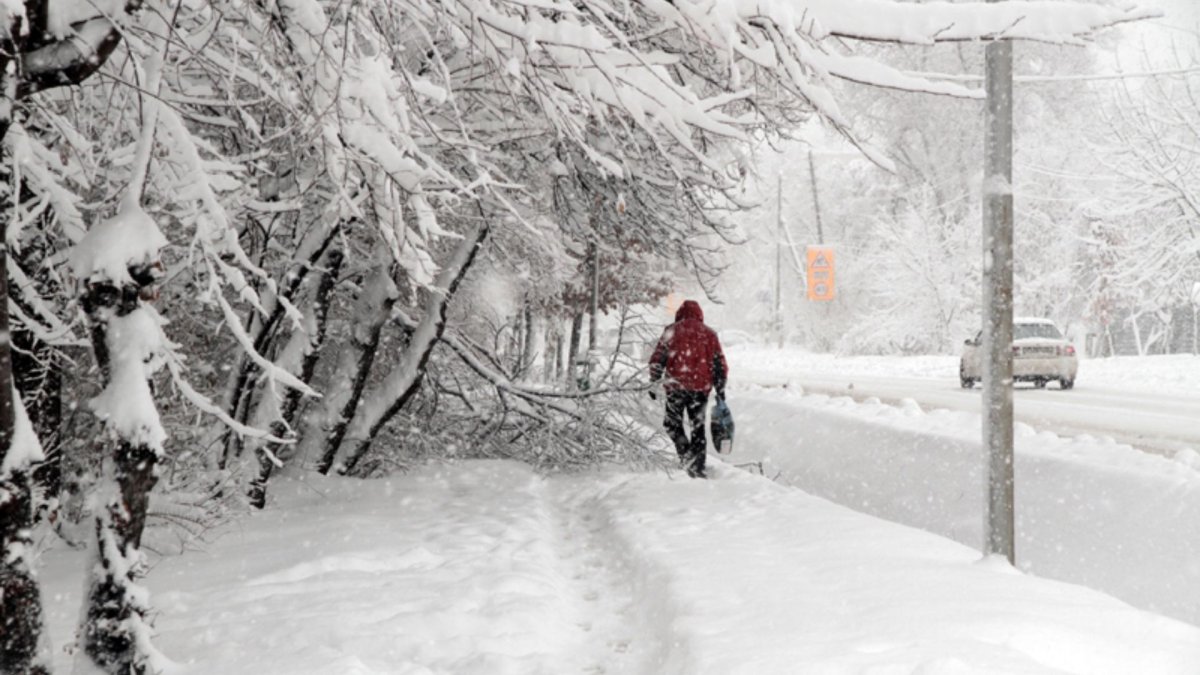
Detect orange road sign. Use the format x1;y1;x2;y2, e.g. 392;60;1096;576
806;246;835;301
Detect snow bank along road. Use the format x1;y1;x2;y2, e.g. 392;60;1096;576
732;382;1200;629
37;461;1200;673
730;348;1200;456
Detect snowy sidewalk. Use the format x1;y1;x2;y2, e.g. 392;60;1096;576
594;465;1200;673
729;383;1200;627
43;460;1200;673
140;462;643;674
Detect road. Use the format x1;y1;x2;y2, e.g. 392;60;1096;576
735;370;1200;456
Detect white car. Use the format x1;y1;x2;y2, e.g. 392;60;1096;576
718;329;755;348
960;318;1078;390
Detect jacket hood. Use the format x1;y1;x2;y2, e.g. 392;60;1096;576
675;300;704;323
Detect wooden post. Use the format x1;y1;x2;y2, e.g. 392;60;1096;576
982;18;1015;564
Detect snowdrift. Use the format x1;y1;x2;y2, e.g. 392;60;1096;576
37;460;1200;673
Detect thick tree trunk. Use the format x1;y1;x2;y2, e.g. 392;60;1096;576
218;353;258;468
77;279;166;675
0;468;49;675
336;223;488;474
79;439;159;672
0;237;50;674
220;226;342;468
0;4;147;669
249;245;344;507
314;263;399;474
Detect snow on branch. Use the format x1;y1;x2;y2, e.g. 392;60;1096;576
89;308;168;454
0;388;44;477
17;12;130;98
424;0;1155;187
806;0;1161;45
164;357;291;446
214;291;319;398
154;102;299;320
5;122;85;244
8;262;85;346
68;200;167;287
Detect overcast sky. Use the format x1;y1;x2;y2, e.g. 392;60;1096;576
1159;0;1200;27
1115;0;1200;64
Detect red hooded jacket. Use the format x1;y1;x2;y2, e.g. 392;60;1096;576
649;300;728;394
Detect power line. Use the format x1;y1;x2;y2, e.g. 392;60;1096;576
906;65;1200;84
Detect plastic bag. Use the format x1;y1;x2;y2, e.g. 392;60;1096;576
710;398;734;455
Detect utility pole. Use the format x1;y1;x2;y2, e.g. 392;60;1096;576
775;172;783;348
982;11;1015;564
808;150;824;245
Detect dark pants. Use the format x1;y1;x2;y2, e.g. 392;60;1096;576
664;390;708;476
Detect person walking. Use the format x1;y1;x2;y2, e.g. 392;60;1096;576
649;300;728;478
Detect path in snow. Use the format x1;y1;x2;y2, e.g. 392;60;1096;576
37;459;1200;673
40;465;671;675
542;476;665;674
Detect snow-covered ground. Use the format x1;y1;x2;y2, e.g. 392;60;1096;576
32;348;1200;672
729;346;1200;455
725;346;1200;627
36;460;1200;674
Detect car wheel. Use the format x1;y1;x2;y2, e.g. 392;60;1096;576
1034;378;1047;389
1059;378;1075;390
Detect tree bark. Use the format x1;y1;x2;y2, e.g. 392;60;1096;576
551;326;563;382
249;245;344;507
521;303;535;378
567;313;582;383
0;5;132;659
220;225;342;468
0;3;157;669
0;232;50;674
11;226;65;501
77;278;165;675
315;263;399;474
336;222;488;474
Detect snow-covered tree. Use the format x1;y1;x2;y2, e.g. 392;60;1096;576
1;1;147;671
715;29;1134;354
0;0;1158;670
1086;42;1200;354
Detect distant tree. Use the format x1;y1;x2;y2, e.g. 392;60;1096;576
1088;42;1200;354
721;36;1121;354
